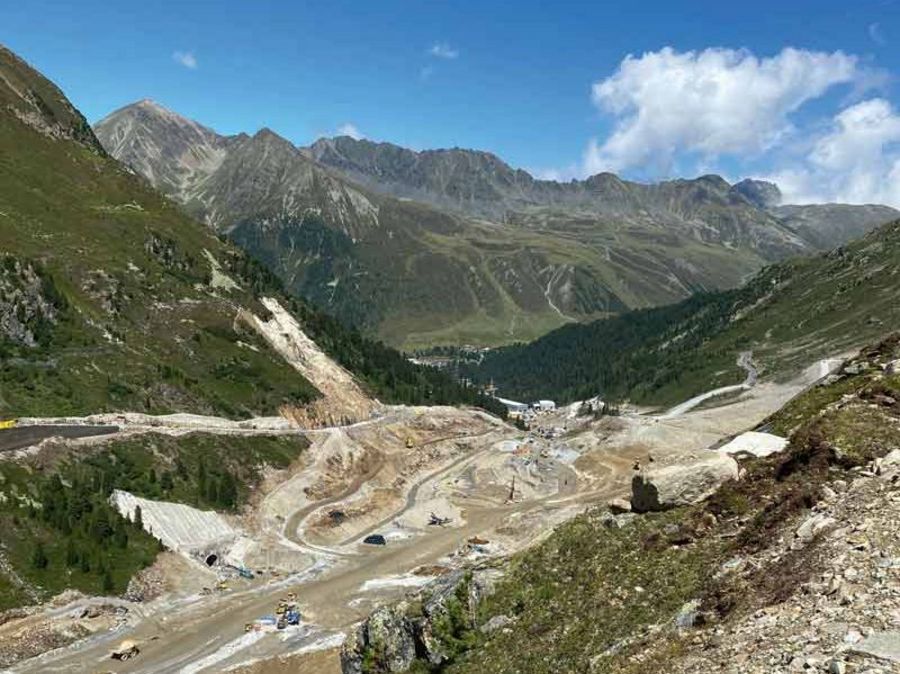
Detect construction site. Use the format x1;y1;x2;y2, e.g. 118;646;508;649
0;299;845;673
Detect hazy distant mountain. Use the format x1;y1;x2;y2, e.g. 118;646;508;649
95;103;899;349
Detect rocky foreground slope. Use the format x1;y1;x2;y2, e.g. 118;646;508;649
343;336;900;673
95;103;897;349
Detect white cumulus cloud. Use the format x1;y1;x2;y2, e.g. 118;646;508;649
765;98;900;206
429;42;459;60
337;123;364;140
172;50;198;70
584;46;859;175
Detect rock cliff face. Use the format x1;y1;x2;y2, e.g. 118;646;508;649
0;257;61;348
0;46;103;152
341;569;501;673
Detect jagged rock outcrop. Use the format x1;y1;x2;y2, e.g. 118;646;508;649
341;603;418;674
630;453;740;513
731;178;782;209
0;257;61;347
341;569;501;673
0;46;104;152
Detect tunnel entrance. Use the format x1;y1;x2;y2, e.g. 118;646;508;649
205;554;218;567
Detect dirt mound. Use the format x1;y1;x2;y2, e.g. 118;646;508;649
238;298;376;427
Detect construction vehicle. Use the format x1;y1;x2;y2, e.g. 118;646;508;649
216;580;229;591
405;436;414;449
428;512;451;526
0;419;16;430
224;563;253;579
110;640;140;661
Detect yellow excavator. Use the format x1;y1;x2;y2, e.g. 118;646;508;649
0;419;16;430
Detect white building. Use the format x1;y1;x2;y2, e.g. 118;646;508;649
497;397;529;415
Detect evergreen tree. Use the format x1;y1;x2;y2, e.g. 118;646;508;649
101;567;114;593
31;542;49;570
65;539;79;567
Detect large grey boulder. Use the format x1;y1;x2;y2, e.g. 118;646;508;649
340;603;417;674
631;453;740;512
850;631;900;662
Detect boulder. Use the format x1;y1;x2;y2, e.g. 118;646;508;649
850;631;900;663
607;497;632;514
340;603;417;674
480;614;512;633
630;453;740;513
717;431;788;458
794;513;835;542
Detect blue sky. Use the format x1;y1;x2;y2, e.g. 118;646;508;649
3;1;900;204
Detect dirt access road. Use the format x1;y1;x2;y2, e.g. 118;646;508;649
9;356;824;674
0;425;119;452
11;426;579;673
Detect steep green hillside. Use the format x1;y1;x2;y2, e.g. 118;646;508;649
0;45;502;417
0;44;507;611
466;219;900;406
0;433;308;609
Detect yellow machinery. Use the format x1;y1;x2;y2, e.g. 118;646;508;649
110;640;140;661
0;420;16;430
405;437;414;449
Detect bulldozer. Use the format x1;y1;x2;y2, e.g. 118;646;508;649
110;640;140;661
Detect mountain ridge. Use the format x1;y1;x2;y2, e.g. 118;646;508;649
94;100;899;349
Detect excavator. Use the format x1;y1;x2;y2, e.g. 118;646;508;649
428;512;451;526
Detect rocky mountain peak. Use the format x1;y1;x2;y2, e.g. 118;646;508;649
732;178;782;209
94;99;230;197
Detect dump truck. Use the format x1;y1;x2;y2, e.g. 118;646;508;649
110;640;140;661
0;419;16;430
